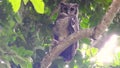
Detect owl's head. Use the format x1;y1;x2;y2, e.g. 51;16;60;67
60;2;79;16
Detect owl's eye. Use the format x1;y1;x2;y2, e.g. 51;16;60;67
70;8;74;11
63;7;68;11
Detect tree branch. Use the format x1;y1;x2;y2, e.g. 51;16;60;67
41;29;93;68
92;0;120;39
40;0;120;68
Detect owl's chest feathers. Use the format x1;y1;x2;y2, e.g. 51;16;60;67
54;18;70;40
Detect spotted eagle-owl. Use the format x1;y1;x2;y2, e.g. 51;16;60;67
52;2;79;62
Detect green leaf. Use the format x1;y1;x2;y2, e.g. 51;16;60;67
30;0;45;14
23;0;29;5
9;0;21;13
80;17;90;28
74;64;78;68
86;47;98;57
11;46;33;57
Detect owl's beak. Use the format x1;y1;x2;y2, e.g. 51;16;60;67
68;10;71;15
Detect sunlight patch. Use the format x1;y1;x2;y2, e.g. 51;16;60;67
64;64;69;68
91;34;120;64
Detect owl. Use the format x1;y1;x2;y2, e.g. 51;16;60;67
52;2;79;62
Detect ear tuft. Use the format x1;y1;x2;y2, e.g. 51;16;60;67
60;2;66;7
74;3;79;7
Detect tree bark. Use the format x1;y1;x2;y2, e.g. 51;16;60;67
41;0;120;68
41;29;93;68
92;0;120;39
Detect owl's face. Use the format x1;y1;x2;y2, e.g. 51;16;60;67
60;3;78;16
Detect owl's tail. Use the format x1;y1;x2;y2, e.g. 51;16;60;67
59;42;78;62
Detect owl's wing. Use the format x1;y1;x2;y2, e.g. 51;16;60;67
70;17;79;32
69;16;79;54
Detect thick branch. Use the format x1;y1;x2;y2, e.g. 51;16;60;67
92;0;120;39
41;29;93;68
41;0;120;68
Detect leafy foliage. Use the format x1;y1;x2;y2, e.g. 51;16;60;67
30;0;44;14
0;0;120;68
9;0;21;12
23;0;29;5
9;0;45;14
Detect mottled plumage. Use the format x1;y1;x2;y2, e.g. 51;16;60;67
52;2;79;62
